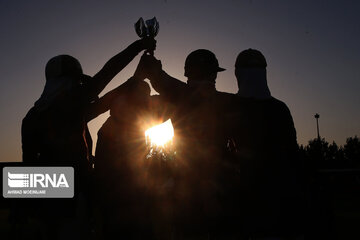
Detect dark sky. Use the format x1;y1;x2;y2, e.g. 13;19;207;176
1;0;359;162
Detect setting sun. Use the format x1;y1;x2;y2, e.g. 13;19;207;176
145;119;174;147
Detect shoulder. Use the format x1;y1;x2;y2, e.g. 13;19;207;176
22;107;38;126
268;97;293;116
22;107;41;139
214;91;234;105
22;106;55;132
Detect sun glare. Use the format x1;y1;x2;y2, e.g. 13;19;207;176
145;119;174;147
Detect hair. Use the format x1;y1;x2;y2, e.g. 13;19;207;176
45;55;83;80
127;80;151;104
235;49;267;69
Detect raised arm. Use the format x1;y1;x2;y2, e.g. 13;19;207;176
85;38;156;98
138;54;188;103
85;76;140;122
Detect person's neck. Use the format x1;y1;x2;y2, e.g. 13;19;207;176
236;68;271;99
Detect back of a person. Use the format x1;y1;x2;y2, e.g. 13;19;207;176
21;105;88;226
224;95;302;237
94;82;157;239
95;83;152;194
95;115;153;239
161;88;231;238
218;48;303;237
22;104;89;166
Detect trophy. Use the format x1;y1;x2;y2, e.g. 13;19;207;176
135;17;159;55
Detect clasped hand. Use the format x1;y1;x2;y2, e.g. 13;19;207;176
134;54;163;81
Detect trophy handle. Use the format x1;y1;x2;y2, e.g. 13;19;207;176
135;17;147;38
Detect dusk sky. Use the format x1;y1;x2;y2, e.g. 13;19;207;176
1;0;359;162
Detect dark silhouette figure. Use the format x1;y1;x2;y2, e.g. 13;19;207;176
138;50;233;239
20;38;155;239
223;49;303;239
94;67;157;239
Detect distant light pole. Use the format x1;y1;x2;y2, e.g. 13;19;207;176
314;113;320;140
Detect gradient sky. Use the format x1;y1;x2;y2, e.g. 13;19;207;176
1;0;359;162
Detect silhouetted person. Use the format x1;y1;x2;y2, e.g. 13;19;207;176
138;50;232;239
224;49;303;239
21;38;155;239
94;62;157;239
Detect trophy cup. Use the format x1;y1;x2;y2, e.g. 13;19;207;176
135;17;159;55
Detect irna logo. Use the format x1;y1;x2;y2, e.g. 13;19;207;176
3;167;74;198
8;172;69;188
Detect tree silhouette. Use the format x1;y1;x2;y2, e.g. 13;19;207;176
343;136;360;168
302;136;360;239
301;136;360;169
